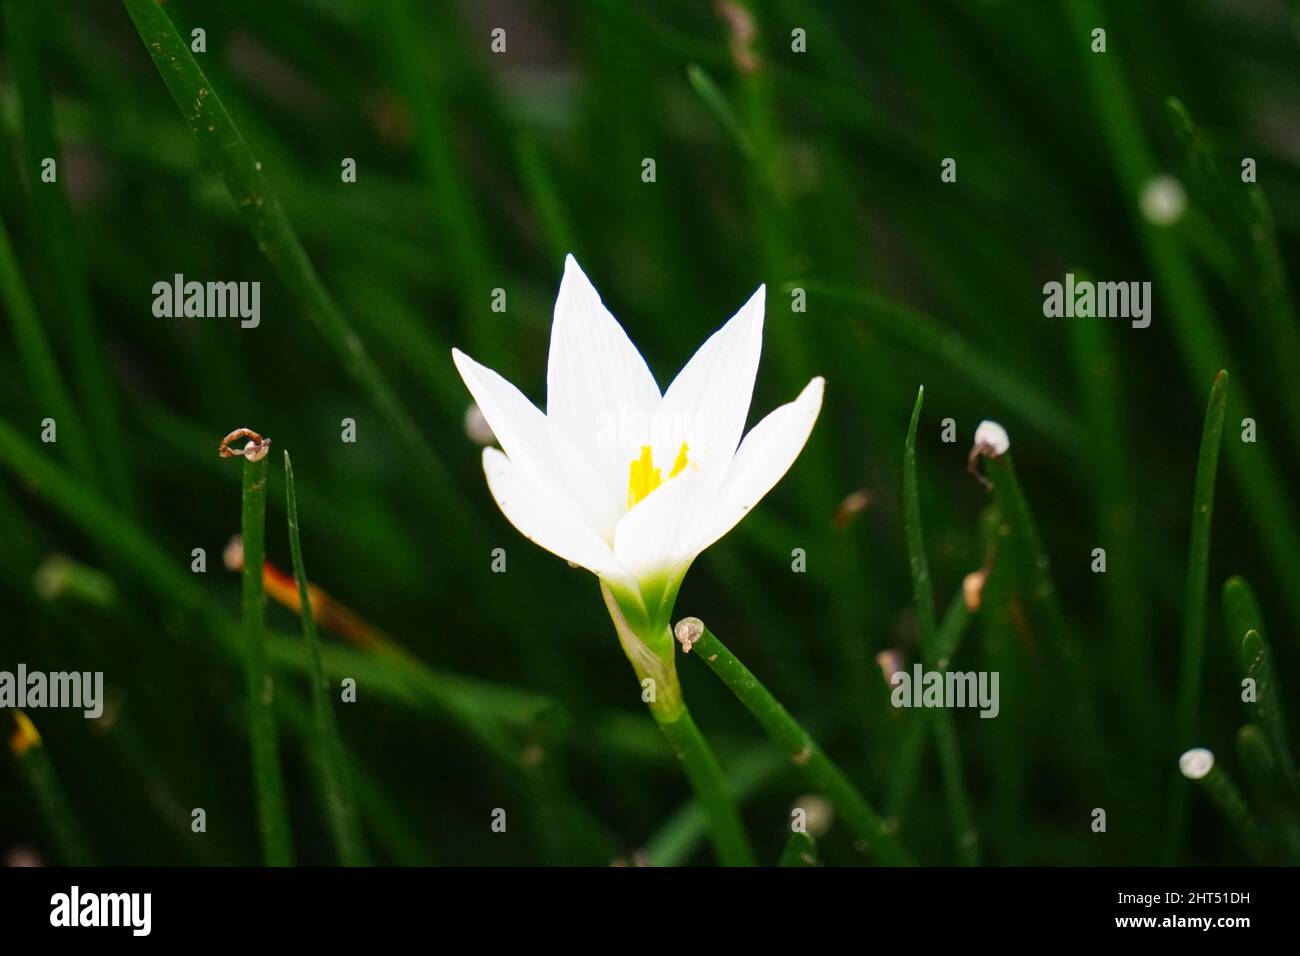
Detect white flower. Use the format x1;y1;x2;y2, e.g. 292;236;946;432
452;255;824;635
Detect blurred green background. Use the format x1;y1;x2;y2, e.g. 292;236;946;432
1;0;1298;866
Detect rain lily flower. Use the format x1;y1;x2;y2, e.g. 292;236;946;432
452;256;823;713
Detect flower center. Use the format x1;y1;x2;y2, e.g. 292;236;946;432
627;443;689;510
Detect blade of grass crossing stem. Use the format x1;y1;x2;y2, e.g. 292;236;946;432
1223;576;1297;789
8;712;95;865
903;387;978;864
118;0;473;530
240;448;292;866
1167;370;1230;862
676;619;912;865
284;451;368;866
778;831;819;867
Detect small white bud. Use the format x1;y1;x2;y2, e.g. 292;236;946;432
1140;174;1186;226
974;420;1010;456
1179;747;1214;780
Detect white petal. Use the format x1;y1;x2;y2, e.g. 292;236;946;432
482;448;629;582
706;377;825;547
613;471;721;584
654;285;765;486
546;255;663;501
453;348;621;538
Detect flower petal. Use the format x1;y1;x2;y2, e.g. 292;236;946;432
453;348;620;538
546;255;663;502
706;376;825;547
654;285;765;486
612;470;721;584
482;448;629;582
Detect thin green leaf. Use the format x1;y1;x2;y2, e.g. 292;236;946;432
284;451;367;866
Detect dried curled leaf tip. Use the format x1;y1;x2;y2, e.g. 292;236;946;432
674;617;705;653
218;427;271;462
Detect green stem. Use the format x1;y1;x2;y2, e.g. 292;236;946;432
600;583;754;866
240;446;293;866
1186;755;1264;863
655;708;757;867
283;451;367;866
676;619;912;865
982;451;1106;774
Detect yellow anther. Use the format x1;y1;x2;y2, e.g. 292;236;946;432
628;446;661;510
627;442;690;510
670;442;690;478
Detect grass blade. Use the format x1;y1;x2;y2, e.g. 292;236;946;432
283;450;368;866
1166;370;1229;860
1174;371;1230;751
903;386;978;864
236;439;292;866
1223;576;1296;789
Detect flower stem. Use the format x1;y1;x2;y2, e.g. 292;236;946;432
655;707;756;867
675;619;912;865
1188;758;1265;862
600;583;754;866
240;450;293;866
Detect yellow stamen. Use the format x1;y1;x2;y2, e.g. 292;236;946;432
627;446;661;510
627;442;690;510
670;442;690;478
